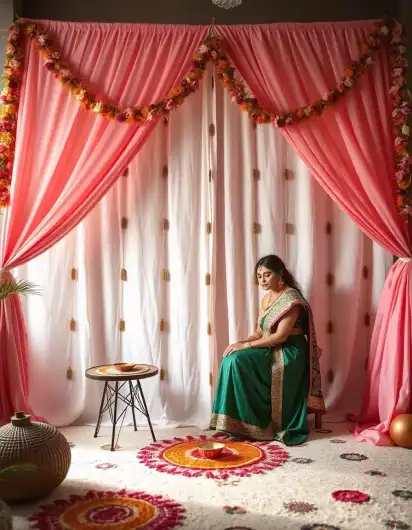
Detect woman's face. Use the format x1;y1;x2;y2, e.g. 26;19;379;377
256;266;279;290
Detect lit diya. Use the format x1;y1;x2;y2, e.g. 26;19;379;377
197;441;225;459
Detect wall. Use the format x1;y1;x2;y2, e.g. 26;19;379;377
18;0;398;25
0;1;12;75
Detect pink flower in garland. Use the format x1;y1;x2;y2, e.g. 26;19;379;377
391;25;403;43
165;99;175;111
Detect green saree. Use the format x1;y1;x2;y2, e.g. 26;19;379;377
209;288;325;446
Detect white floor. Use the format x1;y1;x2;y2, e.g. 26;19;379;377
11;422;412;530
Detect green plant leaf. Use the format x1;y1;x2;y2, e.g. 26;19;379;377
0;463;38;481
0;278;41;300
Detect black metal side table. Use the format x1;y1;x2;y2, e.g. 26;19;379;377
85;363;158;451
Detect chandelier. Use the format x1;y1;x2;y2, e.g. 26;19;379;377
212;0;242;9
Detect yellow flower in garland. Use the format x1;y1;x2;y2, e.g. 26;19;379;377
3;104;16;115
0;132;14;146
75;89;87;102
92;101;104;113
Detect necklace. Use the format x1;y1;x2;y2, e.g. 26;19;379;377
268;286;285;306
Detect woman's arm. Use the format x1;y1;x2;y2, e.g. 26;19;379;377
240;327;263;343
238;294;270;342
245;306;300;349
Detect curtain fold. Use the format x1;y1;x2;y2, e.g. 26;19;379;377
216;21;411;445
0;20;208;424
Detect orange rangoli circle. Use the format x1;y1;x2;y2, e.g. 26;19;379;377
161;440;263;469
60;497;156;529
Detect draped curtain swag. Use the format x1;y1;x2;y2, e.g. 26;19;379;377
0;18;410;445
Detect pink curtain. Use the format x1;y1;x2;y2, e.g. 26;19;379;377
0;20;207;424
217;21;411;445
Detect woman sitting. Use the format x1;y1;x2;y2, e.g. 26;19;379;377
210;254;325;446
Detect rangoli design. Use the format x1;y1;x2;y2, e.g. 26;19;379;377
136;433;289;480
29;489;185;530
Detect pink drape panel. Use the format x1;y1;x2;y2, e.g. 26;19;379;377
0;20;207;424
217;21;411;445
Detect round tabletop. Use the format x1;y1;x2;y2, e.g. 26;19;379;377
85;363;158;382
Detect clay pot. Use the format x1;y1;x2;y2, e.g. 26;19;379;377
0;412;71;503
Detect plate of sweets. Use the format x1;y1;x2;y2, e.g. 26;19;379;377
96;363;150;375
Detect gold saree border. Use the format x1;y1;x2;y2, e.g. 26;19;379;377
210;413;274;441
271;345;284;432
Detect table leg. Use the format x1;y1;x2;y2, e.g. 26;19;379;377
94;382;108;438
111;382;119;451
136;380;156;442
129;380;137;431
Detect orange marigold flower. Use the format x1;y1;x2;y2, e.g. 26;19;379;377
240;103;248;112
398;180;410;190
397;195;405;207
4;104;16;115
395;144;407;155
344;68;354;77
0;132;13;146
141;106;149;118
170;86;182;97
0;178;10;188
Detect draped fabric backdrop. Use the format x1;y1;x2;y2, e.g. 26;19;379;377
6;66;392;428
217;22;412;445
0;21;207;424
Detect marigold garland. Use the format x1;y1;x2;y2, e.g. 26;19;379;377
0;24;21;206
0;19;410;215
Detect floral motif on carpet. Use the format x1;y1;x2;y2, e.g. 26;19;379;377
364;470;387;477
339;453;368;461
392;490;412;500
284;501;317;513
29;489;185;530
136;433;289;480
331;490;370;503
382;521;411;529
301;525;340;530
291;457;314;464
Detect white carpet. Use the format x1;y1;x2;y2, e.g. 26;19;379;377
11;422;412;530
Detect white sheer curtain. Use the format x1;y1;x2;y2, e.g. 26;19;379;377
7;65;391;428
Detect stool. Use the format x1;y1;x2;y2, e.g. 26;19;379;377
86;363;158;451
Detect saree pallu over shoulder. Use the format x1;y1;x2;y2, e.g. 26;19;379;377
262;288;325;414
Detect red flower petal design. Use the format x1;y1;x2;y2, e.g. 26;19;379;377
332;490;370;503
